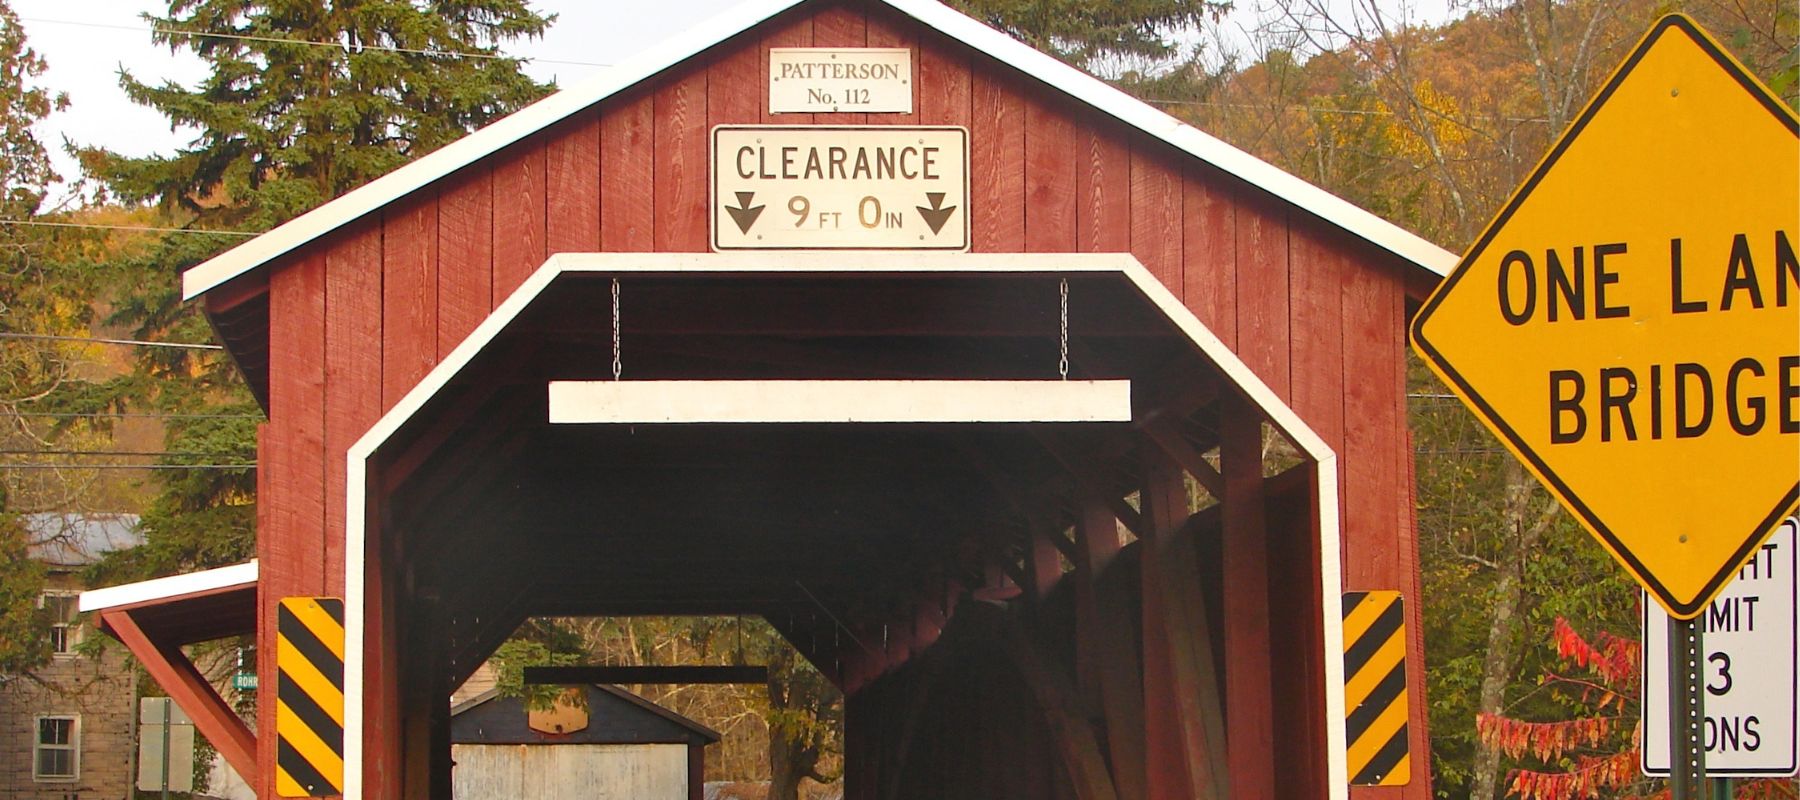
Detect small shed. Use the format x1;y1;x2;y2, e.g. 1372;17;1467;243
449;685;719;800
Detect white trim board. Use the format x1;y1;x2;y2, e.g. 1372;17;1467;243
78;560;259;613
179;0;1454;301
339;252;1352;799
548;379;1133;423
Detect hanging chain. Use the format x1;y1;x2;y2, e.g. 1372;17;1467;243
611;278;623;381
1058;278;1070;380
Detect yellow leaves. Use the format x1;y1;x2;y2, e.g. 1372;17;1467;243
1378;78;1473;165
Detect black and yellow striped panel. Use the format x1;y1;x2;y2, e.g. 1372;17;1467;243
1343;590;1410;786
276;597;345;797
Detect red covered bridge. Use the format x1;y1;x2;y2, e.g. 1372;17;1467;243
80;0;1456;797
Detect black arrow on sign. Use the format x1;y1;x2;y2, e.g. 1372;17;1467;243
916;192;958;235
724;191;765;234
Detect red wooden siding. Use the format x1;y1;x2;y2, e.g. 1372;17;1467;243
253;2;1433;797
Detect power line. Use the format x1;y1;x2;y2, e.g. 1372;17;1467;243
1141;96;1552;125
0;332;223;351
0;219;262;237
0;450;253;457
0;461;257;468
5;411;259;420
20;16;612;69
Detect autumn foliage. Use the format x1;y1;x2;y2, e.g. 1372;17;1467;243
1478;617;1797;799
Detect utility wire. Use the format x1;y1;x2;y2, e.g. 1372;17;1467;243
0;332;223;351
0;463;253;470
1140;97;1552;125
20;17;613;68
0;219;262;237
5;411;259;420
0;450;253;457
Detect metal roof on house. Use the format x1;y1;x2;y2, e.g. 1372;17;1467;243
24;512;143;568
180;0;1456;302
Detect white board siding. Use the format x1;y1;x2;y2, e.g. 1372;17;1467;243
451;744;688;800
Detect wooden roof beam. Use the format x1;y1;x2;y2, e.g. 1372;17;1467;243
101;609;259;790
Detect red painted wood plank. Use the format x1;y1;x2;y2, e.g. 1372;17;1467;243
863;3;918;125
810;2;868;125
1141;540;1191;800
914;28;968;127
1235;191;1292;400
1076;499;1147;800
490;137;545;302
253;421;274;798
1131;140;1184;297
1221;392;1277;799
323;221;382;596
1078;121;1131;253
381;193;440;409
654;67;709;252
1143;451;1227;799
544;111;601;254
1339;255;1432;799
971;70;1024;252
600;92;656;252
437;166;492;356
1339;264;1403;589
1403;418;1434;800
760;11;813;124
1267;473;1329;798
1288;223;1348;451
1025;95;1077;253
708;32;762;127
367;521;402;799
1183;164;1237;348
263;251;327;799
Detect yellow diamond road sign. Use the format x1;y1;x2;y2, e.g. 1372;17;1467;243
1412;15;1800;620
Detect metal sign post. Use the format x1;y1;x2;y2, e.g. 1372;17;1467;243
1647;519;1799;789
1668;617;1706;798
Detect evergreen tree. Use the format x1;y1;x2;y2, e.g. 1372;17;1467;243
82;0;555;584
947;0;1230;75
86;0;554;229
0;487;50;681
0;0;85;646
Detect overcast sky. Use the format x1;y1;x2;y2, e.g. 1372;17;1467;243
15;0;1447;204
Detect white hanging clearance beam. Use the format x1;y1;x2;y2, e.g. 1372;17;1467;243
547;379;1132;424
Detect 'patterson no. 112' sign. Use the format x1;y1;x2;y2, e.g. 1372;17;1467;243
1411;15;1800;619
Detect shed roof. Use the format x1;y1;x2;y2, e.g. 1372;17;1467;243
451;684;721;746
180;0;1455;302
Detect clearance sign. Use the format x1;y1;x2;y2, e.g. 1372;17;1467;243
1412;15;1800;619
711;125;969;251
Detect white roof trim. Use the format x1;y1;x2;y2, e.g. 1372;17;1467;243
181;0;1455;301
78;559;259;613
339;252;1352;799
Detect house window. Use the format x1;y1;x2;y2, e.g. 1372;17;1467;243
33;716;79;781
40;593;79;655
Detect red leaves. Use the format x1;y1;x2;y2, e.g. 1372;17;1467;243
1477;713;1618;761
1504;751;1638;800
1552;616;1640;688
1483;618;1796;799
